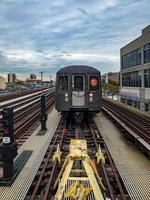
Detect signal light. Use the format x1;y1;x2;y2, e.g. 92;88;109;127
65;93;68;101
89;93;93;101
1;108;14;144
65;98;68;102
89;97;93;102
90;78;98;87
3;137;10;144
3;128;9;135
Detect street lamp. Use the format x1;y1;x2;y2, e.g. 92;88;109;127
49;76;52;87
39;71;44;94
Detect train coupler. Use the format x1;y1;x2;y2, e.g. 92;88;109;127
54;139;105;200
53;144;62;164
74;112;84;124
64;181;92;199
95;145;105;164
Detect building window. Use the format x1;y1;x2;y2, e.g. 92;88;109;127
144;43;150;64
122;71;141;87
74;76;83;91
58;76;68;91
121;48;141;69
144;69;150;88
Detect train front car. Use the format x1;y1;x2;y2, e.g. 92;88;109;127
55;65;102;118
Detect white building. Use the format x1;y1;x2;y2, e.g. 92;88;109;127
102;72;119;84
0;76;6;89
120;25;150;111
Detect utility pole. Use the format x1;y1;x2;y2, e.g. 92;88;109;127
49;76;52;87
39;72;44;94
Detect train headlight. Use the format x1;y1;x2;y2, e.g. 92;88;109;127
65;93;68;101
89;97;93;101
89;93;93;101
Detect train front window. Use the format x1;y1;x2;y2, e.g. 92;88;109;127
58;76;68;91
89;76;99;91
74;76;83;91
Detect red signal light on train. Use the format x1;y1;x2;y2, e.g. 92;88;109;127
90;78;98;87
3;128;9;135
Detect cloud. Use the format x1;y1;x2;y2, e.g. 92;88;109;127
0;0;149;80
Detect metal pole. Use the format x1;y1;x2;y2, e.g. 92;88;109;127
39;72;44;94
40;94;47;131
49;76;52;87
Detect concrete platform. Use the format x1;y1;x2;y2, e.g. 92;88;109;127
0;109;61;200
95;112;150;200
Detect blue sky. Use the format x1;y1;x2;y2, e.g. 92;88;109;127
0;0;149;80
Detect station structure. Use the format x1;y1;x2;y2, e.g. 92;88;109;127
0;94;149;199
0;30;149;200
120;25;150;112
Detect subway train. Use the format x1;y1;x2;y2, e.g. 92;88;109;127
55;65;102;119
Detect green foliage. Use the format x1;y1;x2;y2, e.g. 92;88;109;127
16;81;27;86
108;79;119;86
102;81;119;96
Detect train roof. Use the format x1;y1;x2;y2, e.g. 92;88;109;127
57;65;100;75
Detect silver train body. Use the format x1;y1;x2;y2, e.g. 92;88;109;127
55;65;102;113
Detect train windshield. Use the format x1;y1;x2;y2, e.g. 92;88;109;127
74;76;84;91
58;76;68;91
89;76;99;91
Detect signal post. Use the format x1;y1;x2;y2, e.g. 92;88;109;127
0;107;17;183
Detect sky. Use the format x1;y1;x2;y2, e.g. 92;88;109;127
0;0;149;80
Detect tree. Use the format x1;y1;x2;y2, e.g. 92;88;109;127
102;80;119;97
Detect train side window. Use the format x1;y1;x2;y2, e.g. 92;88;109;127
74;76;83;91
89;76;99;91
58;76;68;91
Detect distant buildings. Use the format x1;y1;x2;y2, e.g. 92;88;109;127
120;25;150;111
26;78;41;84
0;76;6;89
102;72;119;84
8;73;16;84
4;72;53;89
26;74;41;89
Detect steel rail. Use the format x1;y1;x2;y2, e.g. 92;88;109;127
89;118;127;200
29;118;66;200
102;99;150;144
0;88;50;102
26;115;130;200
0;93;55;145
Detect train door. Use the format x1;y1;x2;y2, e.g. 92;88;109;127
72;75;85;106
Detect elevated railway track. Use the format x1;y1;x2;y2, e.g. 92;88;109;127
0;88;49;103
0;91;149;200
0;88;50;110
0;89;55;146
25;115;130;200
102;98;150;158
